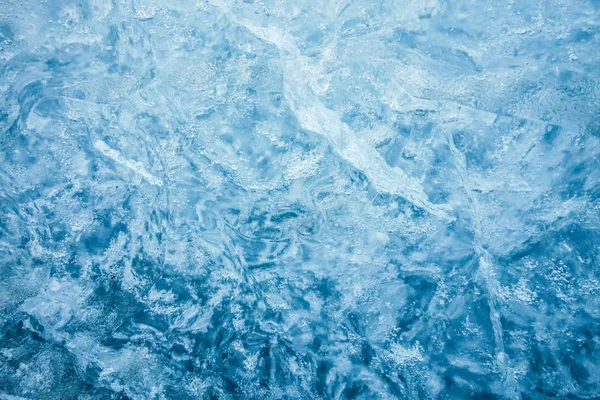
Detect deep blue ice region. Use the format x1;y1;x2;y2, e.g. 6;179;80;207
1;0;600;399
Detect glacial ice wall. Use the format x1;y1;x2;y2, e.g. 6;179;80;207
1;0;600;398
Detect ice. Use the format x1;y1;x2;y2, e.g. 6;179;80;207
1;0;600;398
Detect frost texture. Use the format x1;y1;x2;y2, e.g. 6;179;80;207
1;0;600;399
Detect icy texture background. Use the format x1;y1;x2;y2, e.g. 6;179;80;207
1;0;600;399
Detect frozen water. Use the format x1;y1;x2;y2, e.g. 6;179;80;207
1;0;600;398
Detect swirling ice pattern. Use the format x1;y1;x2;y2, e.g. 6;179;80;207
1;0;600;399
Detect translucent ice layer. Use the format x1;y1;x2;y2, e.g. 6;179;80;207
1;0;600;399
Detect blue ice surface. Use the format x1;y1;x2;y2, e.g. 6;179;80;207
1;0;600;399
